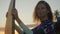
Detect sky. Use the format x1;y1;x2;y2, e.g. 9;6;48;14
0;0;60;28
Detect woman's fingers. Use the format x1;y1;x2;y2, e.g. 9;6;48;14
11;8;18;19
12;8;16;15
6;12;8;18
6;8;18;19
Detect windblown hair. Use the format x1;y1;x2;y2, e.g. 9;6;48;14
33;1;53;24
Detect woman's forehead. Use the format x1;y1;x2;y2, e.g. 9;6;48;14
37;4;46;8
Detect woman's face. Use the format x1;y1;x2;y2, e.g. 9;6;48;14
36;3;48;18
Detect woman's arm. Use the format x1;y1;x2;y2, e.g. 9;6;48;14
12;8;33;34
16;17;33;34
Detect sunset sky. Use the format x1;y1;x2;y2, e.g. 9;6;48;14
0;0;60;28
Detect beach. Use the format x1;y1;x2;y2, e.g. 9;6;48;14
0;25;35;34
0;31;4;34
0;30;18;34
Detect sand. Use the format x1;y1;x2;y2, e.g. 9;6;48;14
0;31;4;34
0;30;18;34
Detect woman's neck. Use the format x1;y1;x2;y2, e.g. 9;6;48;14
40;16;48;22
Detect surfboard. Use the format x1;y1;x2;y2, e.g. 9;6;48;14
5;0;15;34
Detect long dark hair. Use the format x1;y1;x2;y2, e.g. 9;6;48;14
33;1;53;23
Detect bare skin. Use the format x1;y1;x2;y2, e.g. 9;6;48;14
6;8;21;25
36;3;48;22
6;4;49;25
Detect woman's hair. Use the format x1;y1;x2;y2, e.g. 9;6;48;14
33;1;53;23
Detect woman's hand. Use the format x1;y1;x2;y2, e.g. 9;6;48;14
6;8;21;24
6;8;19;20
11;8;19;19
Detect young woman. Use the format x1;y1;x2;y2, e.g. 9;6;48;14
6;1;55;34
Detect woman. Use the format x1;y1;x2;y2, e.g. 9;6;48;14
32;1;55;34
6;1;55;34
